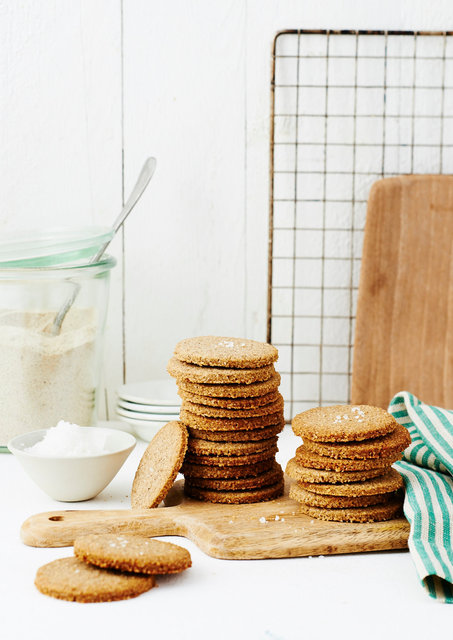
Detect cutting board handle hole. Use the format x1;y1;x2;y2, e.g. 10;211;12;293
48;516;64;521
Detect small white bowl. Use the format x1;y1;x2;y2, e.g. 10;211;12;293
8;427;136;502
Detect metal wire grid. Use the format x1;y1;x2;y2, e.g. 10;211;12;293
267;29;453;422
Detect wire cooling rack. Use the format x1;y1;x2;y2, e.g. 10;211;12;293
267;29;453;421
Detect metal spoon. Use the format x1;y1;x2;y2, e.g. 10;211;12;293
49;157;157;335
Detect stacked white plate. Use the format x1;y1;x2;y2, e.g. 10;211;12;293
116;379;181;442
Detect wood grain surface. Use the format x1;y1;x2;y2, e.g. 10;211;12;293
352;175;453;409
21;479;409;560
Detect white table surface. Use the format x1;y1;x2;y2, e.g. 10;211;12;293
1;425;451;640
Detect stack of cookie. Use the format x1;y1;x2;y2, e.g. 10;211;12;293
286;405;411;522
167;336;285;503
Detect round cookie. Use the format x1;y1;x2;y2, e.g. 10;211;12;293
294;445;400;472
74;534;191;575
182;457;274;479
302;423;411;460
292;494;403;523
188;436;278;457
178;373;281;398
180;408;284;431
35;557;155;603
184;446;278;467
181;396;284;419
174;336;278;369
167;356;275;385
292;405;397;442
184;479;284;504
131;421;188;509
289;483;395;509
297;468;404;497
168;357;275;385
179;389;280;409
184;462;283;490
188;423;284;442
285;456;387;484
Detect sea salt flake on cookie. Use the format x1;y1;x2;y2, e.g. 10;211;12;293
173;336;278;369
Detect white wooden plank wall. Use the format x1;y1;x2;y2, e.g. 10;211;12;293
2;0;453;418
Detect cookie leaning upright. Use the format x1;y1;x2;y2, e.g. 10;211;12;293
131;421;188;509
286;404;410;523
168;335;284;504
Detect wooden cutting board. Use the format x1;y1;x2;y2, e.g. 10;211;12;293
352;174;453;409
21;479;409;559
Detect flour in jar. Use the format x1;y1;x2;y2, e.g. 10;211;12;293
0;308;97;445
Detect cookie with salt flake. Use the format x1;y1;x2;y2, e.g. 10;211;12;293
302;422;411;460
294;444;400;472
296;468;404;496
184;461;283;490
180;408;284;431
35;557;155;603
177;372;281;398
184;478;284;504
292;404;397;442
184;445;278;467
188;422;284;442
181;395;284;419
289;483;395;509
173;336;278;369
182;456;274;479
188;435;277;457
178;389;280;409
292;494;403;523
74;534;191;575
168;357;275;385
131;421;188;509
285;456;387;484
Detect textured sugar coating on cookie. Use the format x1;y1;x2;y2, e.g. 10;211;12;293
35;557;155;603
184;462;283;490
285;456;387;484
303;423;411;460
297;468;404;496
168;357;275;385
292;405;397;442
185;446;278;467
188;423;284;442
184;478;284;504
74;534;191;575
174;336;278;369
288;483;395;509
180;408;284;431
292;494;403;523
181;395;284;419
182;457;274;479
178;373;281;398
179;389;280;409
188;436;278;457
131;421;188;509
294;445;401;472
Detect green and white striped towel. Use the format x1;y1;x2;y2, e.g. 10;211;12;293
389;391;453;603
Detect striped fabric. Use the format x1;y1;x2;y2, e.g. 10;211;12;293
389;391;453;603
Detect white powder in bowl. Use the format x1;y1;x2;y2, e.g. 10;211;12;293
26;420;109;456
0;308;97;446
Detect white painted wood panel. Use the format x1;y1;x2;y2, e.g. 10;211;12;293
0;0;123;418
122;0;247;383
2;0;453;415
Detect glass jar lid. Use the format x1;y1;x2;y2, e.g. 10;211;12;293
0;227;114;268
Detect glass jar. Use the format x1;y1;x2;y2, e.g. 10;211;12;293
0;255;116;450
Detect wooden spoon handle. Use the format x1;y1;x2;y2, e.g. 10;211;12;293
21;507;183;548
